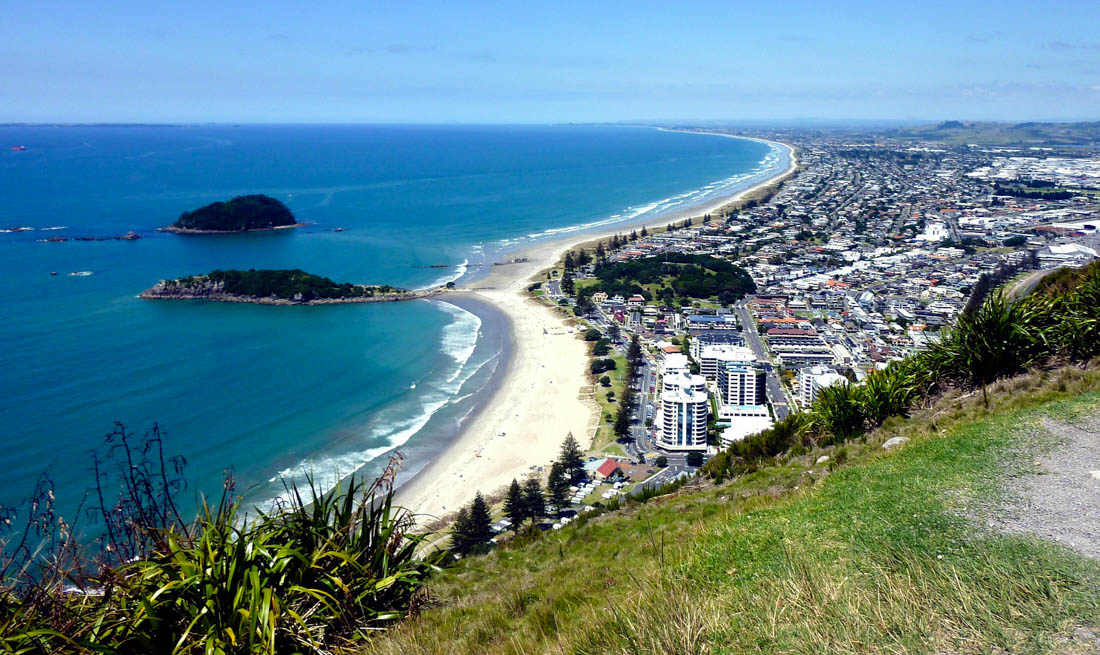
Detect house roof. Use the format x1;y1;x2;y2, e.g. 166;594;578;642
596;459;621;477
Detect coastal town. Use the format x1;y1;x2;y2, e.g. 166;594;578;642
502;128;1100;524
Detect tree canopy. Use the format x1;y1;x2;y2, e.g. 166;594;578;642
202;269;397;301
590;253;755;304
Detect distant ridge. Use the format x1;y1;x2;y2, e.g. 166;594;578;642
889;120;1100;146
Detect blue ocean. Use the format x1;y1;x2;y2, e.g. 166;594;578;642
0;125;781;515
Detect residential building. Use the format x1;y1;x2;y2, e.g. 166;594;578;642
657;386;709;451
798;365;847;408
698;344;756;381
720;415;775;448
689;331;745;360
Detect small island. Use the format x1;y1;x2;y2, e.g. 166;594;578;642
140;269;450;305
162;194;303;233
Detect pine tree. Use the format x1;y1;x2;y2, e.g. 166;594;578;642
450;507;473;555
627;334;643;366
561;271;575;295
468;492;494;547
522;478;545;521
595;241;605;260
640;225;648;237
547;461;569;507
558;433;585;483
503;479;525;530
614;389;633;439
630;229;638;240
563;251;575;271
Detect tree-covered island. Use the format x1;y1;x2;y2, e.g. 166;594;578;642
141;269;448;304
162;194;302;233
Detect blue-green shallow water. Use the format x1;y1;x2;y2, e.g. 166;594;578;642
0;124;781;517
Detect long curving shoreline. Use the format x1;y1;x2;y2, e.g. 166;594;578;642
394;135;797;522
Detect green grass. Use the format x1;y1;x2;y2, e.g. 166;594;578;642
591;354;629;449
364;366;1100;655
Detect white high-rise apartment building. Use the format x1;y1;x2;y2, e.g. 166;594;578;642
717;354;767;408
657;386;709;451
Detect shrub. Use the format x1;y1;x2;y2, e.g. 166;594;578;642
859;364;919;426
812;382;867;444
0;441;441;654
920;291;1044;389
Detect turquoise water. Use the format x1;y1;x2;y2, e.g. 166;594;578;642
0;125;781;515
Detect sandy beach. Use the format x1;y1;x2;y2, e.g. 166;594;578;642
395;136;797;522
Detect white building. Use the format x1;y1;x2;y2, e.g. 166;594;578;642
699;345;756;382
720;415;775;448
717;356;766;407
917;220;950;243
1038;243;1097;269
661;353;691;377
657;386;709;451
715;354;769;422
798;365;847;408
689;332;745;361
662;370;706;395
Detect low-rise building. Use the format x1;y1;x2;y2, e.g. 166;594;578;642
798;365;847;408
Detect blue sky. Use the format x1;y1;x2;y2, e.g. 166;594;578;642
4;0;1098;123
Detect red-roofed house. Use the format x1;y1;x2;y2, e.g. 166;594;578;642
595;459;623;480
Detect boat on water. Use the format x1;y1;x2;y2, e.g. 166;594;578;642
10;145;27;151
68;271;93;277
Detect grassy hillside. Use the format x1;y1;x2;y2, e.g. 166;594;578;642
365;366;1100;654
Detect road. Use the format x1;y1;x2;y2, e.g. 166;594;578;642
734;300;791;420
630;463;691;496
623;354;656;458
1006;268;1055;299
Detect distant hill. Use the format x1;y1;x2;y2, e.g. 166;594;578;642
166;194;299;233
889;120;1100;146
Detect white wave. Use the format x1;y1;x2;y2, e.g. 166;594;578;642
259;301;485;507
438;303;481;373
41;226;67;231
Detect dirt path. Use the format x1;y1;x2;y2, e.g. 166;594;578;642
993;414;1100;558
